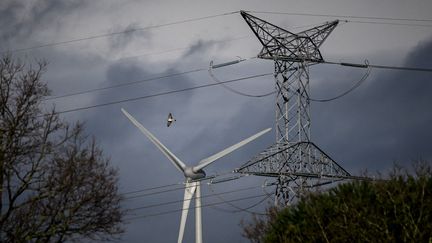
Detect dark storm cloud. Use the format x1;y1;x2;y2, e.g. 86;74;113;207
312;37;432;173
108;23;153;51
182;39;218;58
0;0;88;46
83;59;196;145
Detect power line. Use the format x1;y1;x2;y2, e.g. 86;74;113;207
45;59;432;110
204;59;431;102
123;181;215;200
323;60;432;72
249;11;432;28
51;72;273;115
208;193;271;215
44;68;206;101
116;35;250;62
42;38;254;102
2;11;239;54
125;193;268;221
121;182;182;196
6;9;431;55
209;59;276;98
309;62;372;102
121;171;235;196
368;63;432;72
124;185;188;200
208;183;273;215
345;20;432;28
306;60;432;102
248;10;432;23
125;185;266;211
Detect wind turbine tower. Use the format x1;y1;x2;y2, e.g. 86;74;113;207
236;11;351;205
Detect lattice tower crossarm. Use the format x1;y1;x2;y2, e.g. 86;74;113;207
234;141;351;204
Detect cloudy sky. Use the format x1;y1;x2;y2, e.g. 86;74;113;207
2;0;432;242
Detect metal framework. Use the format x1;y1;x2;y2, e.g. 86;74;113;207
236;11;351;205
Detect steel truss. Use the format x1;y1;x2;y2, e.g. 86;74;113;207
237;11;350;205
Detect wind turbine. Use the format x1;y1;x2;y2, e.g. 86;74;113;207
121;108;271;243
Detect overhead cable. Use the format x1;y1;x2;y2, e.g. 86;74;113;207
44;68;206;101
368;63;432;72
45;53;254;101
123;175;219;200
116;35;250;62
125;185;266;211
44;58;431;113
248;10;432;23
323;60;432;72
124;184;194;200
209;59;276;98
208;182;272;215
121;182;183;196
6;10;431;54
345;20;432;28
208;194;270;215
249;11;432;28
51;72;273;115
122;171;236;199
2;11;239;53
309;60;372;102
125;193;268;221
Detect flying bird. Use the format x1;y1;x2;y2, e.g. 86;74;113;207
167;113;176;127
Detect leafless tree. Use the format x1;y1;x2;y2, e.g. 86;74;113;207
0;55;123;242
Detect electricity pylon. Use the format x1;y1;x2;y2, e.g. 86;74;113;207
235;11;351;205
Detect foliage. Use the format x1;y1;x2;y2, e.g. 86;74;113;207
243;162;432;243
0;55;123;242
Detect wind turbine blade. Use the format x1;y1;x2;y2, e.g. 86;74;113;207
121;108;186;173
178;182;197;243
193;128;271;172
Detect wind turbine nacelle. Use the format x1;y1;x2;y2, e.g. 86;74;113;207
184;167;206;180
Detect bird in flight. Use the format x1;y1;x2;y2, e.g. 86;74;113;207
167;113;176;127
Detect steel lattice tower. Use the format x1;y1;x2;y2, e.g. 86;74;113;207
235;11;351;205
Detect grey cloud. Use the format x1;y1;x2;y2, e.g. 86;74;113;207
182;39;217;59
181;37;240;60
108;23;153;52
0;0;88;46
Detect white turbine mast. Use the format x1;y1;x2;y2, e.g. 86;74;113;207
121;108;271;243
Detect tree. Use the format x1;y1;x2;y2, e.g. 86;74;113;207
242;162;432;243
0;55;123;242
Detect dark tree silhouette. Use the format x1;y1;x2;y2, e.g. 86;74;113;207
242;162;432;243
0;55;123;242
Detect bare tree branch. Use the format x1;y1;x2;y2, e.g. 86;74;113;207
0;54;124;242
